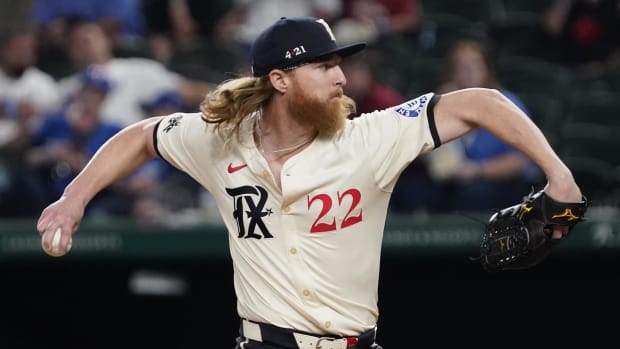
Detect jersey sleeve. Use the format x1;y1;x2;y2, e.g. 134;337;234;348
152;112;214;186
352;92;441;189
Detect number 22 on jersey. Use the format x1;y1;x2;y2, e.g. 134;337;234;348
307;188;363;233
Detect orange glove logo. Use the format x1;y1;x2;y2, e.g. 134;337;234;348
552;209;580;221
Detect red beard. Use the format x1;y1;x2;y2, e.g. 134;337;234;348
287;83;348;138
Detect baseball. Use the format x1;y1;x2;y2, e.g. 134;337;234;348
41;227;72;257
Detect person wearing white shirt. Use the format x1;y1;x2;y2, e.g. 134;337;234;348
0;30;62;146
58;21;212;127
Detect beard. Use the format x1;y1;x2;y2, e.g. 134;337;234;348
287;82;353;138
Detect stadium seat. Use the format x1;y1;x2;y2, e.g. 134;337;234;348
417;13;489;58
168;41;242;75
514;92;565;146
489;12;546;57
421;0;496;23
498;0;553;15
495;55;574;96
168;63;230;85
113;42;153;59
400;57;444;96
514;92;564;125
558;128;620;166
560;156;618;203
35;47;77;80
563;92;620;125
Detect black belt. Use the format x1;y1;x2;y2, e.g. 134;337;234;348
240;319;377;349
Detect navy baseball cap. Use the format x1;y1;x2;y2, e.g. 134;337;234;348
141;91;184;113
251;17;367;77
81;65;111;94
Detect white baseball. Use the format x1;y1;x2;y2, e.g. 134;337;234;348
42;227;72;257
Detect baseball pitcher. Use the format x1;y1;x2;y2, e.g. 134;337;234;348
37;17;585;349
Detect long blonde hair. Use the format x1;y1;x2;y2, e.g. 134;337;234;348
200;76;274;144
200;74;358;143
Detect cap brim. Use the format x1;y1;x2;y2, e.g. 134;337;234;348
315;43;367;61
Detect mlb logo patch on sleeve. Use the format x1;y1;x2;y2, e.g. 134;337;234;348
392;95;428;117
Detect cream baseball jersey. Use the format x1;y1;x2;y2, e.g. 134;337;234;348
154;93;441;336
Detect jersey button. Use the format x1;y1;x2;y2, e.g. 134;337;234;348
282;206;291;213
302;289;310;297
324;321;331;328
289;247;297;255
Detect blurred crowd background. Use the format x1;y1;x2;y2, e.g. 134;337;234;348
0;0;618;225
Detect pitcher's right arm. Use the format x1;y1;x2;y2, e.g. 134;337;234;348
36;116;163;253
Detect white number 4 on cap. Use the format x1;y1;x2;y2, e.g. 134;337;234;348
284;46;307;59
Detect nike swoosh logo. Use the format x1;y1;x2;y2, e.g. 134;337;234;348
227;163;248;174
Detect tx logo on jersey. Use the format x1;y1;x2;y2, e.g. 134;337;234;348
226;185;273;239
552;209;580;221
227;163;248;174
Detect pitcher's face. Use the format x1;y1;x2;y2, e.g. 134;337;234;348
285;56;349;136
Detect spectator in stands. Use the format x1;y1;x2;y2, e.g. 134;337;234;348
341;55;405;116
0;29;62;149
34;0;145;49
341;55;442;213
433;39;541;211
333;0;422;45
0;28;60;217
57;21;212;127
24;65;127;217
141;90;186;117
543;0;620;79
0;29;62;217
229;0;344;73
141;0;237;65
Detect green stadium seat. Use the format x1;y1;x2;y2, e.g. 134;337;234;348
560;156;618;203
513;92;565;146
489;12;546;57
498;0;553;15
168;63;230;84
113;42;153;59
514;92;564;126
417;13;489;58
564;92;620;125
35;47;77;80
495;55;574;96
421;0;496;23
400;57;444;96
558;122;620;166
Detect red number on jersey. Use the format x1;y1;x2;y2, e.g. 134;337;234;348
307;189;363;233
338;189;363;229
307;193;337;233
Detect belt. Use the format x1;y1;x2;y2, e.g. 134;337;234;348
240;319;377;349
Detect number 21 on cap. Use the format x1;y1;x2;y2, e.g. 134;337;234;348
285;46;306;59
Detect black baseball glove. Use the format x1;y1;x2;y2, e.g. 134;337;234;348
477;188;588;272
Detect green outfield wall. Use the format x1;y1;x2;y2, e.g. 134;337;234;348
1;213;618;349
